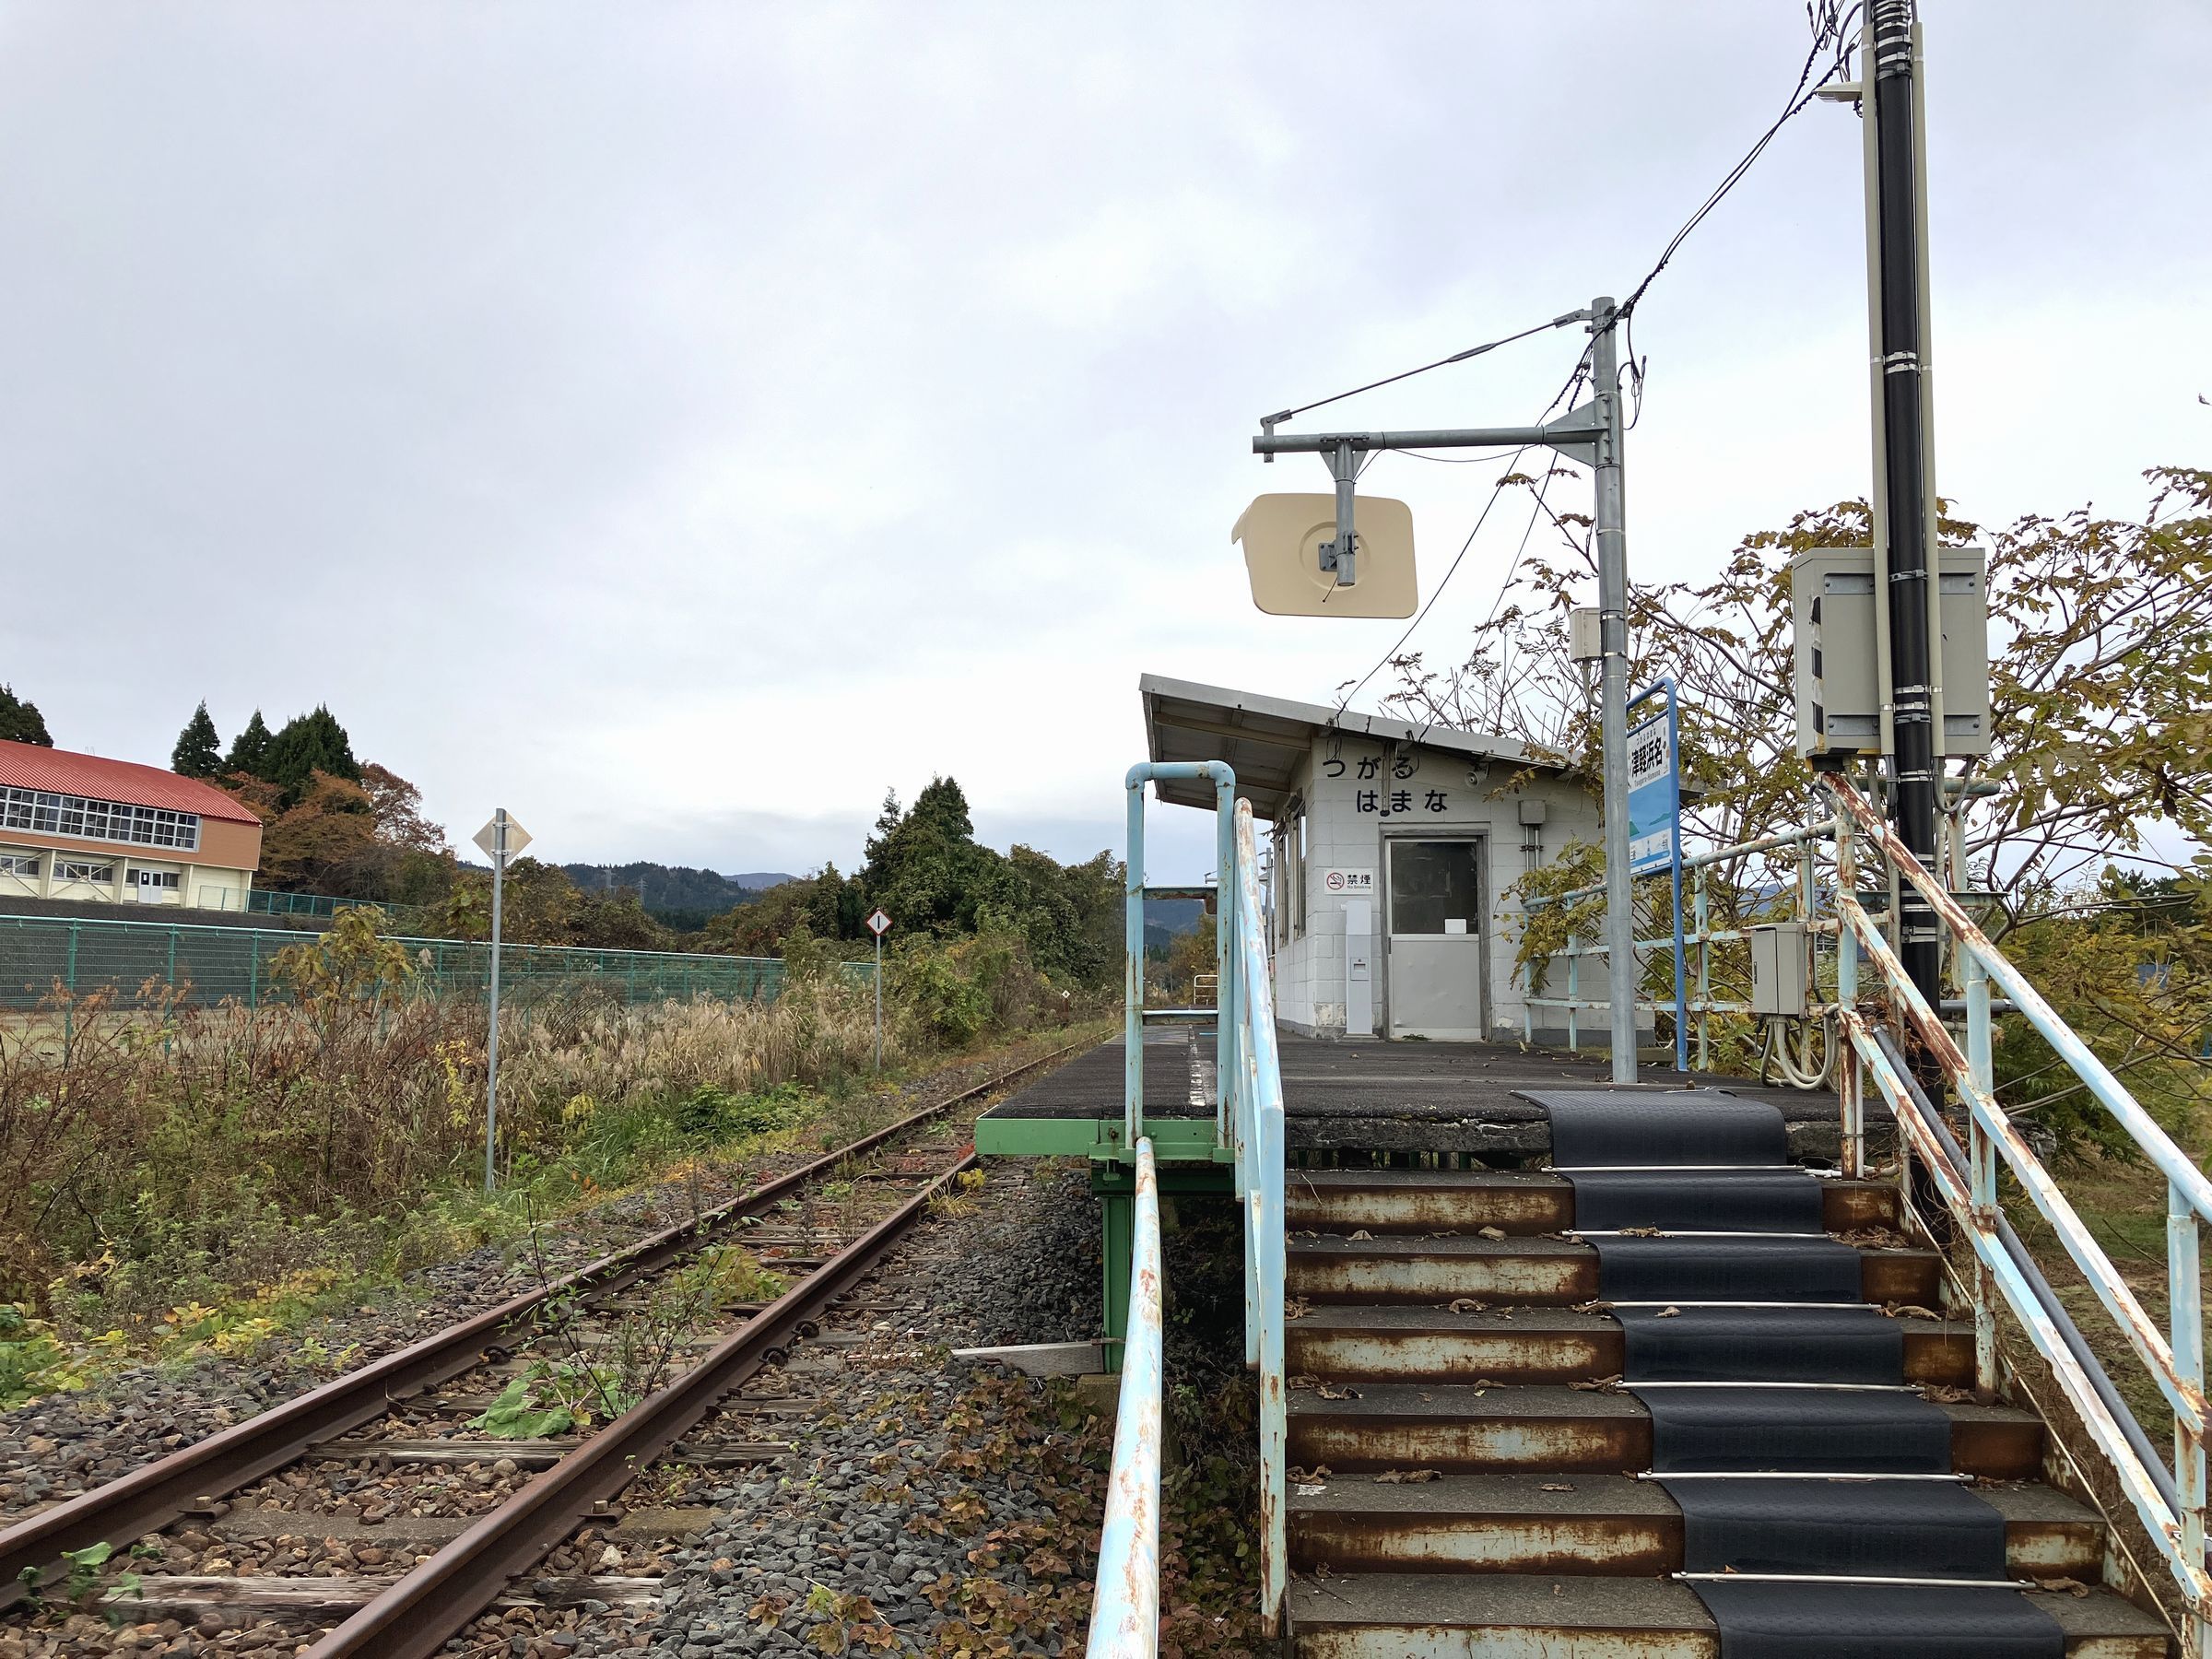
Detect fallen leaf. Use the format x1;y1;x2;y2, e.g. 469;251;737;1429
1885;1303;1943;1321
1571;1375;1624;1392
1477;1225;1507;1241
1288;1373;1322;1391
1571;1299;1613;1312
1349;1229;1373;1241
1373;1469;1443;1484
1923;1384;1972;1404
1449;1298;1488;1313
1316;1382;1359;1401
2030;1578;2092;1599
1620;1226;1665;1238
1654;1306;1682;1319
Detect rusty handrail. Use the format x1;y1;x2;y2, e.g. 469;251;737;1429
1084;1138;1162;1658
1825;771;2211;1638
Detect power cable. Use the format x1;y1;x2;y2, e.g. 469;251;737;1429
1328;350;1593;721
1261;312;1589;430
1616;3;1859;324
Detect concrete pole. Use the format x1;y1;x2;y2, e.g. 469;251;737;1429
484;808;506;1192
1591;297;1638;1083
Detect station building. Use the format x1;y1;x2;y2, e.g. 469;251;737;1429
1140;673;1645;1047
0;739;264;910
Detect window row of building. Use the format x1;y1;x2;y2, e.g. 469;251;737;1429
0;785;202;851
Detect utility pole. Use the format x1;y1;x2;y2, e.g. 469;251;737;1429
1589;297;1638;1083
1868;0;1943;1006
1249;299;1641;1078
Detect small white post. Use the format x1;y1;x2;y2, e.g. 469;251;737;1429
484;808;506;1193
874;931;883;1071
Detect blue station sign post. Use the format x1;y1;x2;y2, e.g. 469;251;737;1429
1626;679;1689;1072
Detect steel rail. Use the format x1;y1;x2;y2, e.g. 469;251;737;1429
306;1145;986;1658
0;1040;1086;1603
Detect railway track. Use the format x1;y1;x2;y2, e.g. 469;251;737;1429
0;1037;1092;1659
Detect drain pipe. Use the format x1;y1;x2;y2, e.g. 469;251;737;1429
1873;1027;2181;1516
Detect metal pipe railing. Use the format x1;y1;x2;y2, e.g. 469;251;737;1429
1096;766;1286;1642
1231;799;1288;1635
1823;772;2212;1631
1084;1138;1162;1657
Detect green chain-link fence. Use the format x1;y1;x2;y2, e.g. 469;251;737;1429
0;912;872;1010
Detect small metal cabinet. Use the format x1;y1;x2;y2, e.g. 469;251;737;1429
1790;546;1990;759
1749;922;1810;1018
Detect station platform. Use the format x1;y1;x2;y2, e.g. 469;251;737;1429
976;1027;1877;1165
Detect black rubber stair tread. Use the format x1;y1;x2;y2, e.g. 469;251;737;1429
1287;1233;1940;1306
1284;1169;1898;1233
1566;1166;1825;1231
1285;1304;1971;1386
1285;1473;2105;1578
1284;1573;2168;1657
1524;1088;1790;1164
1286;1384;2046;1479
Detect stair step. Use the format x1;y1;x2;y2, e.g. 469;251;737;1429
1286;1169;1898;1236
1288;1305;1973;1386
1286;1472;2103;1578
1288;1236;1940;1307
1286;1385;2044;1480
1286;1572;2168;1659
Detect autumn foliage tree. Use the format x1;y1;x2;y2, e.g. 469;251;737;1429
1384;465;2212;1147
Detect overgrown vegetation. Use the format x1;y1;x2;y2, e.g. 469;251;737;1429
0;896;1097;1401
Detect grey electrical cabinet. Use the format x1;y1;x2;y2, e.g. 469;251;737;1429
1790;547;1990;759
1749;923;1810;1018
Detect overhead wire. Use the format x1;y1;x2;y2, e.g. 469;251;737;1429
1328;348;1593;720
1304;3;1859;725
1262;312;1589;430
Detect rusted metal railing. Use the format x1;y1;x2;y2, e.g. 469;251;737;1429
1085;1137;1163;1657
1825;774;2212;1649
1231;798;1289;1637
1100;769;1286;1642
1522;819;1837;1065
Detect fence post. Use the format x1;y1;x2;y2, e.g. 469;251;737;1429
1964;948;2000;1397
2168;1179;2206;1580
1833;808;1863;1179
1693;867;1711;1071
65;921;80;1049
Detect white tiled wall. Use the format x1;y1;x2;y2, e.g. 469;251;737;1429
1266;735;1641;1046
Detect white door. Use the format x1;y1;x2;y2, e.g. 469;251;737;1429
1385;838;1485;1039
135;869;167;903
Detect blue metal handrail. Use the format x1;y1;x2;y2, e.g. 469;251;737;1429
1230;798;1289;1635
1088;771;1288;1650
1826;775;2212;1640
1086;1137;1163;1655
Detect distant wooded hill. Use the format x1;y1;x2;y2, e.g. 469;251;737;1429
561;863;794;931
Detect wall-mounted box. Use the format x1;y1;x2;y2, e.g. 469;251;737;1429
1749;922;1809;1018
1790;547;1990;759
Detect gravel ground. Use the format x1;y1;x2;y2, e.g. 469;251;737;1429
0;1038;1079;1532
566;1159;1110;1659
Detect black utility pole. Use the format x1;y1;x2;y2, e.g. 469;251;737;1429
1870;0;1942;1006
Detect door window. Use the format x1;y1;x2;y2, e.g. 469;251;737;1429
1389;841;1479;935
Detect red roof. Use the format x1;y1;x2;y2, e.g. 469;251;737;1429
0;739;262;824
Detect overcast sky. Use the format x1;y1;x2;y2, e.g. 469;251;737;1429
2;3;2204;882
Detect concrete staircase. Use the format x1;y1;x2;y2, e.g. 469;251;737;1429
1277;1163;2171;1658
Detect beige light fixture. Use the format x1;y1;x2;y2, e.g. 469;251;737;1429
1231;492;1417;618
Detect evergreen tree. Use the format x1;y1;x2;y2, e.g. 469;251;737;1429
263;705;362;801
225;709;274;776
171;701;222;777
0;684;53;747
